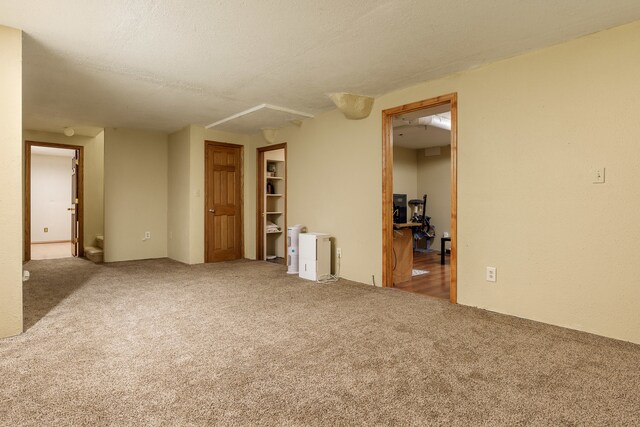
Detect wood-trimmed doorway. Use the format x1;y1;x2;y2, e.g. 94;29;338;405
204;141;245;262
382;93;458;303
24;141;84;262
256;143;287;261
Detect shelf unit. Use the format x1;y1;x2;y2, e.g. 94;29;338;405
263;150;286;260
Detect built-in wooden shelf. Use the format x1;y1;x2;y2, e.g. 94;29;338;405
263;153;286;261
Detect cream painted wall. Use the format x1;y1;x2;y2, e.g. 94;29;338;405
189;125;207;264
30;154;73;242
86;131;105;246
0;25;23;338
166;126;257;264
417;148;451;242
168;126;191;263
24;130;105;249
104;128;168;262
257;21;640;344
264;114;380;285
392;147;418;200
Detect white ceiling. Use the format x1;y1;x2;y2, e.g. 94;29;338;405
2;1;640;134
394;125;450;149
31;146;76;158
394;105;451;149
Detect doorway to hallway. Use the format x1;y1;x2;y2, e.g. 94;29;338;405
24;141;84;262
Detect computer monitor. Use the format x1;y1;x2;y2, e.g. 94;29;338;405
393;193;407;224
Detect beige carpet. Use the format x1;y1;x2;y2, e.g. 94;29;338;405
1;258;639;425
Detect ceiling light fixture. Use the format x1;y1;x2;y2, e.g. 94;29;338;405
416;115;451;130
328;92;374;120
397;114;451;131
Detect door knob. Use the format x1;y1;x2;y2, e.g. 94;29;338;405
208;208;215;213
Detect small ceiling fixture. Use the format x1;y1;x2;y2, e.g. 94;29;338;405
63;127;75;137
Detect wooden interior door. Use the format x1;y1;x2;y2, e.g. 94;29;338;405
205;141;243;262
71;150;80;257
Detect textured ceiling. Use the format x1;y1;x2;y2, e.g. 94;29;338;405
2;1;640;134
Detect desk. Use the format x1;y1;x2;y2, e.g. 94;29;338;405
393;223;423;285
392;229;413;284
393;222;422;228
396;222;429;253
440;236;451;265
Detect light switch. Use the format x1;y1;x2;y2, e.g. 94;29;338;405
593;168;605;184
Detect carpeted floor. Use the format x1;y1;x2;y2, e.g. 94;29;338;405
1;258;639;425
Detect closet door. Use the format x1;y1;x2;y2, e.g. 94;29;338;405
205;141;243;262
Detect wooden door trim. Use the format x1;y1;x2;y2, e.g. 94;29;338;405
256;143;287;261
204;140;244;262
24;140;85;262
381;93;458;304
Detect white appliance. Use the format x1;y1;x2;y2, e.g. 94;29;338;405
299;232;331;281
287;224;303;274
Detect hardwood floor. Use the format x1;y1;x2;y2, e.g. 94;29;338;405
394;251;450;299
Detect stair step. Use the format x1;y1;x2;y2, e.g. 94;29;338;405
85;246;104;264
95;235;104;249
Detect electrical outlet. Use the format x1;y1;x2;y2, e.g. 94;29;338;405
593;168;605;184
44;227;48;233
486;266;497;282
144;231;151;240
337;248;342;258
